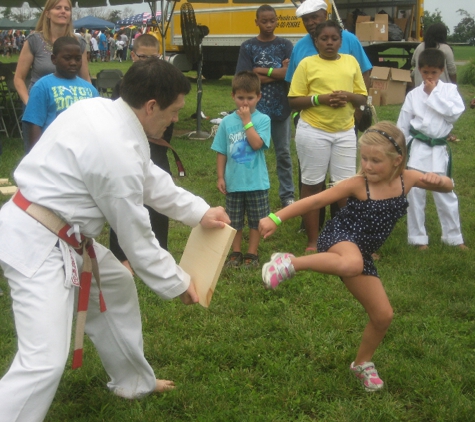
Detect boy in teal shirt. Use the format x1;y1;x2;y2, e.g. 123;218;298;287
211;71;271;268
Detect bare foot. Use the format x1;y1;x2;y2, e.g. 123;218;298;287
457;244;469;250
417;245;429;251
155;379;175;393
121;260;134;276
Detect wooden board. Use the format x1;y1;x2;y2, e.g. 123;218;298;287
0;186;17;195
179;223;236;308
0;178;10;185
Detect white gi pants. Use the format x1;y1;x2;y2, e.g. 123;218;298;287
407;174;464;246
0;242;156;422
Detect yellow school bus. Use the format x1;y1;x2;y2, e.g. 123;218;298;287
158;0;424;79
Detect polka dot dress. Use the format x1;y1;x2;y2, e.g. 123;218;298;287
317;175;409;277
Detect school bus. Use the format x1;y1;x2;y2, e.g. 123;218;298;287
157;0;424;79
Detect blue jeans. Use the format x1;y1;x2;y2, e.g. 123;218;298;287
271;116;294;203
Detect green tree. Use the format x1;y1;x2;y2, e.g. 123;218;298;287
422;9;449;34
1;7;12;20
108;10;122;23
451;9;475;45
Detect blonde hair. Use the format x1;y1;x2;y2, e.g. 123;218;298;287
357;121;407;180
36;0;75;43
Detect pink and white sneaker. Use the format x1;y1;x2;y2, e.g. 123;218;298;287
262;253;295;289
350;361;384;392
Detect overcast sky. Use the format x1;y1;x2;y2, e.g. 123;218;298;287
425;0;474;32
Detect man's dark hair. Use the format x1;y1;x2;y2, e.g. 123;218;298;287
312;20;342;41
52;36;80;55
121;58;191;110
418;48;445;70
232;71;261;95
256;4;275;18
133;34;159;52
424;23;448;49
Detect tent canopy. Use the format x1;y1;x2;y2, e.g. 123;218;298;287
73;15;115;30
16;17;38;29
0;17;27;29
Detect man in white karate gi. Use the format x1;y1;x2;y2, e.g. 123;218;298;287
0;58;230;422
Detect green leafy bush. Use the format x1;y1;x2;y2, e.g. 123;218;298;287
459;58;475;85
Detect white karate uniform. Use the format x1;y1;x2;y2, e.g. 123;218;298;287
397;81;465;246
0;98;210;422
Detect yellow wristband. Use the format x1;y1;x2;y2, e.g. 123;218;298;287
244;122;254;130
268;213;282;226
267;67;274;77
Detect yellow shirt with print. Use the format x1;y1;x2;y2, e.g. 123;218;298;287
289;54;367;133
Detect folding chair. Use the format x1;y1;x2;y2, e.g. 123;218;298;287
95;69;123;98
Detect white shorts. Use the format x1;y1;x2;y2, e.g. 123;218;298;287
295;119;357;185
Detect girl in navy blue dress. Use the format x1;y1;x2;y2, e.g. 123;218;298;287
259;122;455;392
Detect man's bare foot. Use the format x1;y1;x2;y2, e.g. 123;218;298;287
457;244;469;250
121;260;134;275
155;379;175;393
417;245;429;251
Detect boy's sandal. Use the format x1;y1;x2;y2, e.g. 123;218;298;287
242;253;259;268
305;247;317;255
225;251;243;267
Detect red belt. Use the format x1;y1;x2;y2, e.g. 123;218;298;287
12;189;106;369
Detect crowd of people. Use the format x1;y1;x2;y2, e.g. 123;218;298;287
0;31;24;57
0;0;474;419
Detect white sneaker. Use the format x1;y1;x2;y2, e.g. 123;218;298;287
262;253;295;289
350;361;384;392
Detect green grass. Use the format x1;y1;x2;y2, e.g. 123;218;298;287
452;45;475;62
1;63;475;421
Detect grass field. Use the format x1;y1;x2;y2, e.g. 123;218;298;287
1;50;475;421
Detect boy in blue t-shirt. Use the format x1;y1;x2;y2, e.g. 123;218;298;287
211;71;271;268
22;36;99;151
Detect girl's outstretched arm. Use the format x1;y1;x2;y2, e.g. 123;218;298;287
259;177;361;238
405;170;454;193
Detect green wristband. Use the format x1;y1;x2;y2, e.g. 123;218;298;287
292;111;299;119
312;95;320;106
267;67;274;77
268;213;282;226
244;122;254;130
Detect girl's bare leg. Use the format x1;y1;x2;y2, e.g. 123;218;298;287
288;243;391;362
291;242;363;278
342;274;393;364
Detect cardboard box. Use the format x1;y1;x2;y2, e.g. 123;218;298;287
370;66;412;105
356;14;389;42
368;88;382;107
394;18;408;34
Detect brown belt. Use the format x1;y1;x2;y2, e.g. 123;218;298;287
12;189;106;369
148;137;186;177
